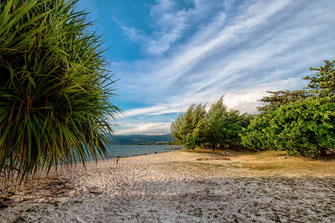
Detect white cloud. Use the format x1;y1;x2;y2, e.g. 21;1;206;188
121;104;186;118
123;105;168;117
115;122;172;135
113;0;335;134
150;0;176;13
116;0;218;55
144;0;293;88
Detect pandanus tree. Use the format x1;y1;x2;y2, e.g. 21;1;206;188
0;0;119;182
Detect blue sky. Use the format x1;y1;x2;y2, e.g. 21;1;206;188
77;0;335;135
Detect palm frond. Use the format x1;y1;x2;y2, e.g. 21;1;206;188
0;0;120;184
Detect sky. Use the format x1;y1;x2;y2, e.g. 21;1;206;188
77;0;335;135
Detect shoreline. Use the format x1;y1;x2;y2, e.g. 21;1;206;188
55;145;183;166
96;144;184;159
80;149;180;166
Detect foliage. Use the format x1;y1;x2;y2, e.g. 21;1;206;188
184;133;199;150
171;98;250;150
241;109;280;151
205;97;250;150
223;110;251;149
257;90;311;113
172;60;335;158
258;60;335;114
304;60;335;98
171;104;207;148
242;97;335;158
0;0;119;181
274;97;335;158
205;97;227;150
170;114;182;143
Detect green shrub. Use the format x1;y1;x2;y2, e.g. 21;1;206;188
171;104;207;147
273;97;334;158
241;110;281;151
184;134;199;150
242;97;335;158
0;0;119;180
304;60;335;98
206;98;251;150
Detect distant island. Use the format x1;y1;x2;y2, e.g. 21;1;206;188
110;134;175;145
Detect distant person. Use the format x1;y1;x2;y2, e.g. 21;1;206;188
116;156;120;165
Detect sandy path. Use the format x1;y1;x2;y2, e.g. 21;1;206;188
1;151;335;223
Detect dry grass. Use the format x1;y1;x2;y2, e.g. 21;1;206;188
181;148;335;177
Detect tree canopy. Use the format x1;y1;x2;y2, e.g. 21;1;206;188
257;90;311;113
241;60;335;158
171;97;250;150
304;59;335;97
0;0;119;181
205;97;250;150
171;104;206;149
172;60;335;159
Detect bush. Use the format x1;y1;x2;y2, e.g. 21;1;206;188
0;0;119;180
242;97;335;158
205;98;251;150
241;112;277;151
171;104;207;147
184;134;199;150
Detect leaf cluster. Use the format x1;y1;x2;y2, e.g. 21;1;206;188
304;59;335;98
0;0;119;181
205;97;250;150
171;104;206;149
242;60;335;158
242;97;335;158
171;97;250;150
257;90;311;113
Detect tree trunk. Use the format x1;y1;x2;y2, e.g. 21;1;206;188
212;144;216;151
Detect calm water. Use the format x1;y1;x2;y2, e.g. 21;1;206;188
103;145;184;159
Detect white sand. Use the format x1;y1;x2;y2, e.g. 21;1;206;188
1;151;335;223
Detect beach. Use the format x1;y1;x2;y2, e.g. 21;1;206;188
1;150;335;223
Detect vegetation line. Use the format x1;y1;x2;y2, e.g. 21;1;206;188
171;60;335;159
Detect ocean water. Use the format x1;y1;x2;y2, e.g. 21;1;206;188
103;145;184;159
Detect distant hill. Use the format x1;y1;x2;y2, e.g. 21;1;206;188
110;134;175;145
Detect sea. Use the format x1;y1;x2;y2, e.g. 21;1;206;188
102;145;184;159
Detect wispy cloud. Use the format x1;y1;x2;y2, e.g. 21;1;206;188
115;0;220;55
110;0;335;134
115;122;172;135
